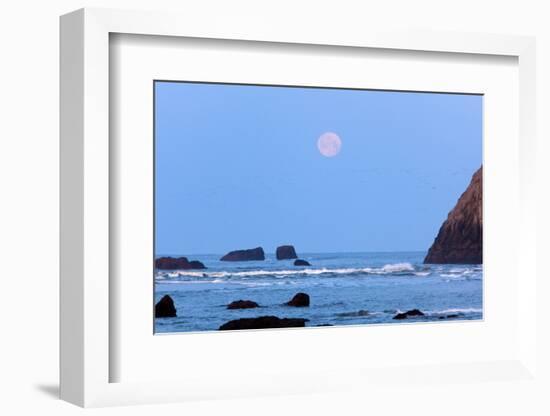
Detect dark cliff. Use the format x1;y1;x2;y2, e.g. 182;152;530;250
424;167;482;264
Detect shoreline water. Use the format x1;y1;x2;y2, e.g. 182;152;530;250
154;251;483;333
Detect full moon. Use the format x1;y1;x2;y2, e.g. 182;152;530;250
317;132;342;157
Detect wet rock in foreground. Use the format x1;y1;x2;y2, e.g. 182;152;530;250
393;309;424;320
286;292;310;307
438;313;461;320
155;295;177;318
227;300;260;309
294;259;311;266
336;309;369;317
219;316;308;330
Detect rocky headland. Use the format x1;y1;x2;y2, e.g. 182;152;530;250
424;167;483;264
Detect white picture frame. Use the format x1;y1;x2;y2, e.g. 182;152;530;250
60;7;538;408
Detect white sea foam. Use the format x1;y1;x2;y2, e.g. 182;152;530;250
155;262;418;280
440;271;482;280
159;280;217;284
429;308;483;315
380;262;414;273
158;278;277;287
240;282;274;287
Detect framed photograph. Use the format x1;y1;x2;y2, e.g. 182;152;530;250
60;8;538;408
152;81;484;334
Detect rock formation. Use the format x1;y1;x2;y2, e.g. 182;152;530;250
218;316;308;330
276;245;298;260
294;259;311;266
220;247;265;261
227;300;260;309
424;167;483;264
155;295;177;318
155;256;206;270
393;309;424;320
285;292;310;307
439;314;460;320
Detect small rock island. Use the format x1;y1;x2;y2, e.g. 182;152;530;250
220;247;265;261
276;245;298;260
424;167;483;264
155;256;206;270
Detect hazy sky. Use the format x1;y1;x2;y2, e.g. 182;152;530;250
155;82;482;255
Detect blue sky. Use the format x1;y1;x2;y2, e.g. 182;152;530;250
155;82;482;255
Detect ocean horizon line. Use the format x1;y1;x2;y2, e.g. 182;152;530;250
155;250;429;257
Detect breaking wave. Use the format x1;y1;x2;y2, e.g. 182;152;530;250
156;262;418;281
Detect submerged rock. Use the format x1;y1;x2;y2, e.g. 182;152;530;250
439;313;461;320
155;256;206;270
286;292;310;307
294;259;311;266
424;167;483;264
336;309;369;317
393;309;424;320
220;247;265;261
227;300;260;309
276;245;298;260
218;316;308;330
155;295;177;318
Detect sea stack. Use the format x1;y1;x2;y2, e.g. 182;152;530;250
220;247;265;261
155;256;206;270
276;245;298;260
424;167;482;264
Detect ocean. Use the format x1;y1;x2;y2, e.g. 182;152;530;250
154;252;482;333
